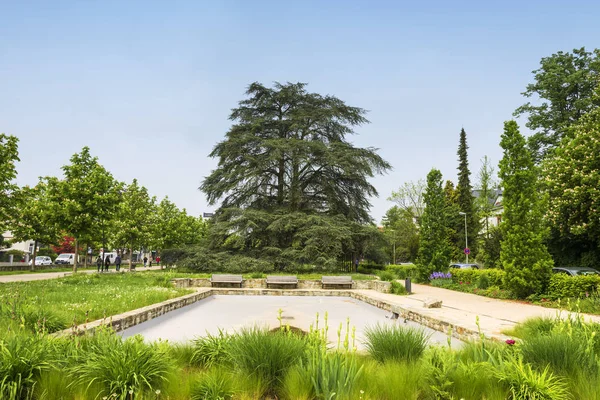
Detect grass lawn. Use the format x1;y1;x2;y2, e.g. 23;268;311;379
0;271;192;333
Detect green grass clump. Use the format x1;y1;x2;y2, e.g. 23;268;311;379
227;327;306;392
505;316;555;339
376;270;395;282
357;359;427;400
0;334;50;400
191;330;232;368
68;331;175;398
390;281;408;295
190;367;236;400
496;357;570;400
364;324;429;363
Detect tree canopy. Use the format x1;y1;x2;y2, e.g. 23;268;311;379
514;47;600;161
0;133;20;233
455;128;478;258
499;121;553;298
200;82;390;268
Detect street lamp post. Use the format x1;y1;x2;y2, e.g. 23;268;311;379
459;212;468;263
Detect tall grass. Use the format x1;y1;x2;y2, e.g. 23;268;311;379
227;327;306;393
0;334;50;400
357;359;428;400
496;356;570;400
364;324;429;363
191;329;232;368
190;367;236;400
68;331;175;399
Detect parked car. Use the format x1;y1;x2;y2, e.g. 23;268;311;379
552;266;600;276
449;263;481;270
54;253;77;265
28;256;53;266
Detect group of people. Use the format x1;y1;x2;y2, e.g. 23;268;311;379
96;254;122;272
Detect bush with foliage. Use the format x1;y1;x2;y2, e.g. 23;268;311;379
364;324;429;363
451;269;506;288
385;263;418;279
547;273;600;300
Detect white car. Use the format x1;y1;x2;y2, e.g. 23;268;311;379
28;256;53;266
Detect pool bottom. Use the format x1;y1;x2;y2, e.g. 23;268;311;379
120;295;462;349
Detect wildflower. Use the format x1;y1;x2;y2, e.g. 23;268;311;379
505;339;516;345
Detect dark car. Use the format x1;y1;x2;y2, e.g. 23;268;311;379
449;263;480;270
552;266;600;276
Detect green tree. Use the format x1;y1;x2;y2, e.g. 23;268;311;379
544;99;600;268
388;179;425;226
499;121;553;298
475;156;501;268
200;82;390;268
514;47;600;161
443;180;462;262
0;133;20;233
455;128;478;259
381;206;419;263
112;179;156;270
46;147;121;272
10;181;61;270
416;169;452;281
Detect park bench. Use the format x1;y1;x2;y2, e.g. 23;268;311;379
210;274;243;288
265;275;298;288
321;275;353;289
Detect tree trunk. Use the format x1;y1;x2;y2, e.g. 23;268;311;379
83;242;88;268
73;238;78;273
30;240;38;271
129;243;133;271
277;157;285;206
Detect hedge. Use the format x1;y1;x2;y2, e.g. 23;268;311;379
451;269;505;288
547;274;600;300
385;264;418;279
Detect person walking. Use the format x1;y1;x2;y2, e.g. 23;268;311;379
115;254;121;272
96;255;103;272
104;255;111;272
143;256;148;268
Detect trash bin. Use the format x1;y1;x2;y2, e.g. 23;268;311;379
405;278;412;294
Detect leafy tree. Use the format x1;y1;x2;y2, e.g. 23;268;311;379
455;128;478;258
46;147;121;272
381;206;419;263
200;82;390;268
499;121;553;298
151;197;187;251
0;133;20;233
475;156;498;239
514;47;600;161
443;180;462;262
416;169;452;281
544;99;600;268
112;179;156;270
52;236;76;254
388;179;425;225
10;182;61;269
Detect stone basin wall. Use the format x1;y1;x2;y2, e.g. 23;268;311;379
171;278;391;293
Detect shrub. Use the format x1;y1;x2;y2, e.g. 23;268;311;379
547;273;600;300
451;269;505;288
68;332;175;398
227;328;306;391
477;273;490;289
386;264;418;279
377;270;395;282
390;281;408;295
364;324;429;363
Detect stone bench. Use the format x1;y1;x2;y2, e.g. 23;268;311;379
210;274;243;288
321;275;353;289
265;275;298;288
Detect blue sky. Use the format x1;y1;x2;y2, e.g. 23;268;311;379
1;0;598;222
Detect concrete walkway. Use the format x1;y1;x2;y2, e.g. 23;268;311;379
364;282;600;339
0;265;163;283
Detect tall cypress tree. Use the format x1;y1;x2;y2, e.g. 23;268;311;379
456;128;478;259
499;121;553;298
416;169;452;281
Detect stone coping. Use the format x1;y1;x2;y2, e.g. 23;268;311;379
171;277;391;292
54;286;507;343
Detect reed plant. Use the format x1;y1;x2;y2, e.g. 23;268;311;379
364;323;429;363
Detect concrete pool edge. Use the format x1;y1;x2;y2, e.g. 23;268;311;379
54;287;511;343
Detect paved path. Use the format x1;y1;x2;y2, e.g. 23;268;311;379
0;265;163;283
361;282;600;339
